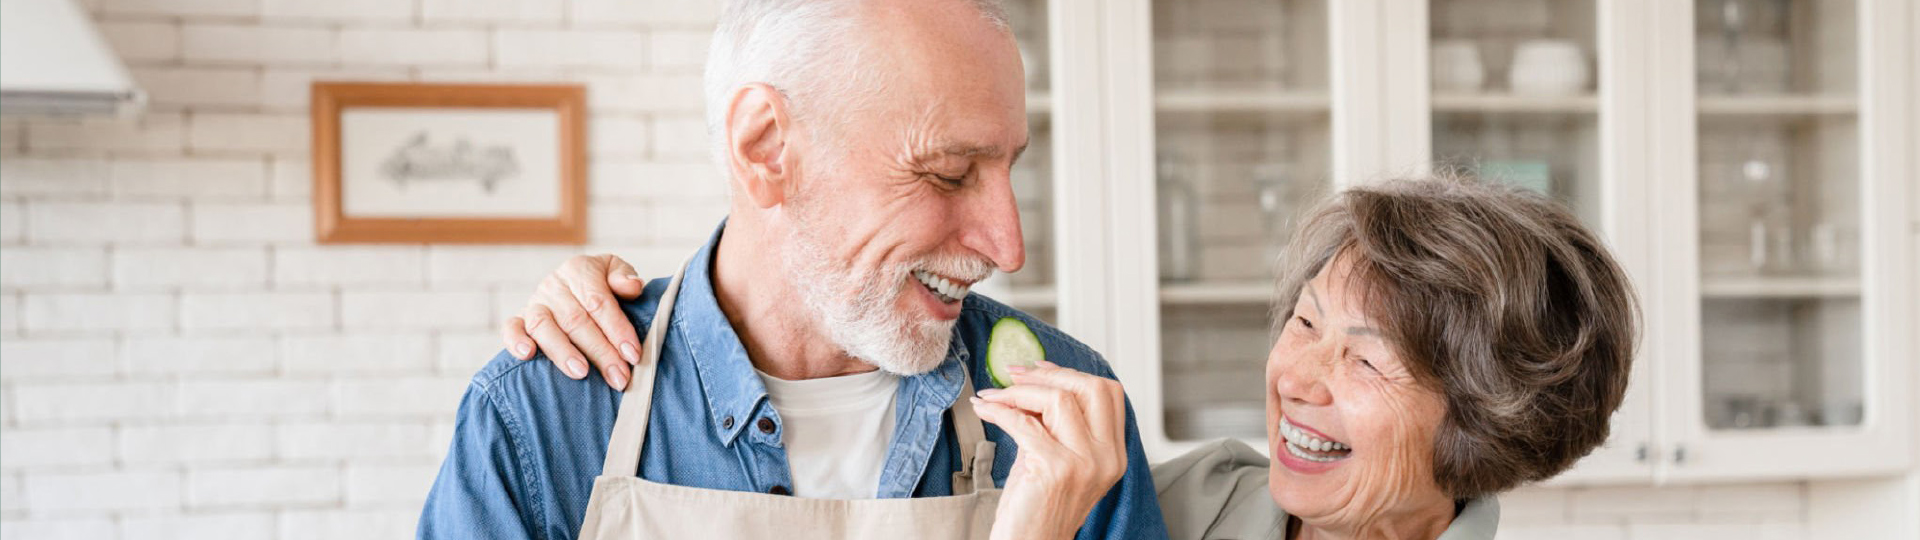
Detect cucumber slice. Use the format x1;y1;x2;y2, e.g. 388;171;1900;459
986;317;1047;388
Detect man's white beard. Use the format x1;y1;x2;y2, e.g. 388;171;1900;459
779;212;989;376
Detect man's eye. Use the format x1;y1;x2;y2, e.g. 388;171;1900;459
1295;315;1314;330
920;171;966;188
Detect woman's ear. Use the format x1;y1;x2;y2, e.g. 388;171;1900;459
724;83;795;209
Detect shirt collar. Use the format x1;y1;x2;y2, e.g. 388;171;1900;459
1435;497;1500;540
671;219;971;448
672;220;766;446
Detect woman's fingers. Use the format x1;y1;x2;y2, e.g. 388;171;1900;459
559;256;642;366
972;397;1063;455
520;304;591;380
500;316;535;360
533;275;621;367
1007;362;1126;448
975;384;1093;451
605;256;645;300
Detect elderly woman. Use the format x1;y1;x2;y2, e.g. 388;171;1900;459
500;178;1637;539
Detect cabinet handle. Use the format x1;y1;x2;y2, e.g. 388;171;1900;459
1634;443;1650;463
1673;445;1688;465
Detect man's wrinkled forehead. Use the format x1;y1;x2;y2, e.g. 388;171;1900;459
895;102;1030;165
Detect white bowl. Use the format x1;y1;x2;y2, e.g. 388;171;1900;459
1431;39;1485;92
1509;39;1589;95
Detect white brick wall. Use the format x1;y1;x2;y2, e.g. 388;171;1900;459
28;201;185;244
1;338;119;380
26;470;183;512
118;423;275;464
273;247;425;287
97;21;181;63
1;0;1887;539
108;158;268;199
337;29;492;67
130;67;264;110
180;292;334;330
121;513;277;540
187;466;339;507
191;203;313;243
23;112;189;153
181;24;334;66
115;247;270;290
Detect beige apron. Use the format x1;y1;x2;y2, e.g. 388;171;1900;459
577;263;1002;540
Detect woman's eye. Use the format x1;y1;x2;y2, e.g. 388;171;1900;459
1355;357;1379;373
1294;316;1315;330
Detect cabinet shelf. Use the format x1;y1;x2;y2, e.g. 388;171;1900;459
1701;276;1862;298
1430;92;1599;114
998;285;1058;309
1159;281;1273;305
999;282;1281;307
1154;90;1331;114
1697;95;1857;116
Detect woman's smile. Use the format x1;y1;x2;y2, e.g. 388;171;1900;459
1275;416;1353;472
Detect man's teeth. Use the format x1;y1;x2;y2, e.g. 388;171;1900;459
913;270;971;303
1279;417;1350;462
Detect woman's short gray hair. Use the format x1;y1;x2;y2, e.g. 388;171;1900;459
703;0;1010;165
1272;178;1640;500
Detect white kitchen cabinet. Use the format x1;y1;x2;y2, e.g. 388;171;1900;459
1653;0;1914;483
1000;0;1912;484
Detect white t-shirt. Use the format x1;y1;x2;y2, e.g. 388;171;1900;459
756;367;903;499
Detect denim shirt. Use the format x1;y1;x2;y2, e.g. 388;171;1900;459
418;223;1169;540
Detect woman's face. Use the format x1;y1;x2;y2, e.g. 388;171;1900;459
1265;255;1453;528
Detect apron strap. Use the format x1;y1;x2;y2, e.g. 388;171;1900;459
598;259;693;478
949;371;997;494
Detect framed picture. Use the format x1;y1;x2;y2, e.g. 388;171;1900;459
311;82;587;244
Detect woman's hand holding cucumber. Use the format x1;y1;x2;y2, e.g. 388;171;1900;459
972;359;1128;540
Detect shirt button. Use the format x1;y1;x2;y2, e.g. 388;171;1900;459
757;417;776;434
768;485;790;496
721;416;734;429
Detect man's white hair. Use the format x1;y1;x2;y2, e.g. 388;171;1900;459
702;0;1010;166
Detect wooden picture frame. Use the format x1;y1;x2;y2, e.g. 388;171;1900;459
311;82;587;244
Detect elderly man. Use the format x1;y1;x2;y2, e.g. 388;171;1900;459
417;0;1167;539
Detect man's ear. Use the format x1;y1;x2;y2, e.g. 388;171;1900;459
725;83;795;209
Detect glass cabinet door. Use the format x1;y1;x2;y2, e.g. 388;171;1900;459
1427;0;1660;483
1429;0;1602;224
1672;0;1912;480
984;0;1059;324
1151;0;1331;442
1693;0;1862;436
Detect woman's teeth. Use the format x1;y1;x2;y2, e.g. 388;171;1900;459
1280;417;1352;463
913;269;971;303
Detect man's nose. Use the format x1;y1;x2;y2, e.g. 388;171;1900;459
961;176;1026;273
